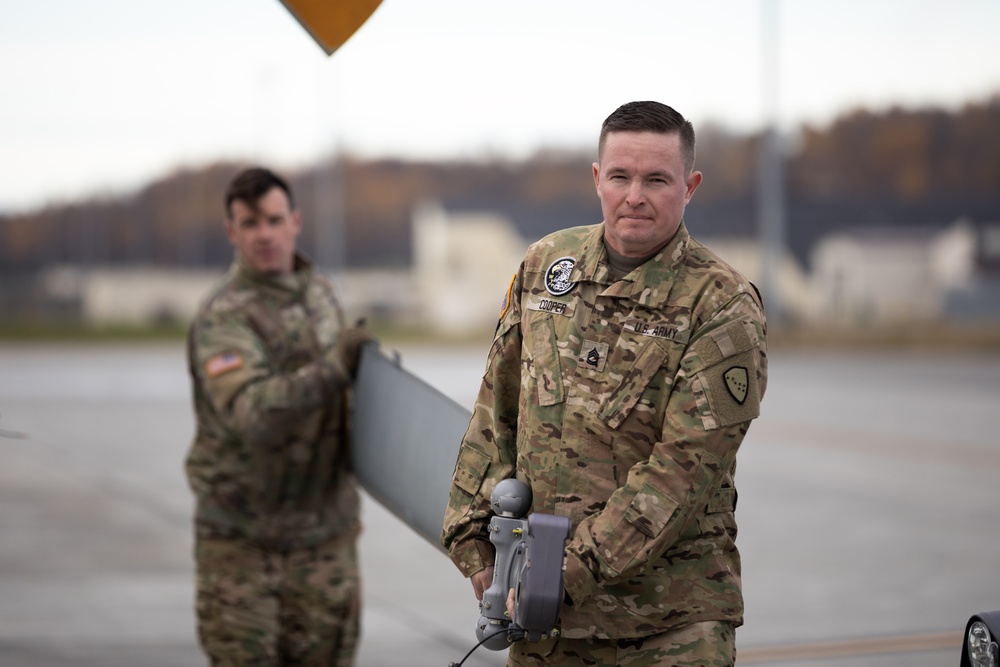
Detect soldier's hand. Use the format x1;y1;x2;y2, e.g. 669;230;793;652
334;319;375;380
471;565;494;601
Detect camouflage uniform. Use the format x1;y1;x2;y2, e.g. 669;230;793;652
508;621;734;667
186;253;361;666
442;222;767;666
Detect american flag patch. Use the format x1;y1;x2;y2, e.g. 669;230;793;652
205;352;243;378
498;273;516;320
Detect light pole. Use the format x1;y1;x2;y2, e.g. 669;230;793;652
758;0;787;325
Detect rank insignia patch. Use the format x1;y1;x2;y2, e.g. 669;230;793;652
578;340;609;373
724;366;749;405
206;352;243;378
544;256;577;296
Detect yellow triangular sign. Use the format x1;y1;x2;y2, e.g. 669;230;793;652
278;0;383;55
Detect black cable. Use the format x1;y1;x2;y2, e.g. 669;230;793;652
448;627;513;667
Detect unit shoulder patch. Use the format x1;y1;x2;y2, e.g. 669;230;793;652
544;256;577;296
723;366;749;405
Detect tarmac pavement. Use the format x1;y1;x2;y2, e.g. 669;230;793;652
1;342;998;666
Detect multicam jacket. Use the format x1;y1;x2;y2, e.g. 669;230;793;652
185;253;360;550
441;222;767;638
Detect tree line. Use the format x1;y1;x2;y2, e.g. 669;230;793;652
2;93;998;275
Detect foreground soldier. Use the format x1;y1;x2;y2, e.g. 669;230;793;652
442;101;768;666
185;167;371;665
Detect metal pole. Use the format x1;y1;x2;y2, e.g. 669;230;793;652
312;61;345;279
758;0;786;325
312;151;346;277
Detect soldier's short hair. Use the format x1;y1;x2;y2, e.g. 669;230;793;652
598;101;697;174
225;167;295;218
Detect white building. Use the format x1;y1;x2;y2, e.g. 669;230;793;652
46;266;222;326
411;201;528;333
808;219;1000;326
45;211;1000;333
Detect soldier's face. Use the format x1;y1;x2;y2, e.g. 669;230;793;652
593;130;702;258
225;186;301;275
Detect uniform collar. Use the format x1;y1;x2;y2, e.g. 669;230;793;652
233;252;313;295
570;222;690;309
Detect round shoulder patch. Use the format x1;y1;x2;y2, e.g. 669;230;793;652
545;256;577;296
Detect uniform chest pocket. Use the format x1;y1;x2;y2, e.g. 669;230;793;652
599;338;670;429
528;314;564;406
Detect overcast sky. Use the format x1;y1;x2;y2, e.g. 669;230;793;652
2;0;999;213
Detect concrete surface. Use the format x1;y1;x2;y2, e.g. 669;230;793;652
0;342;998;666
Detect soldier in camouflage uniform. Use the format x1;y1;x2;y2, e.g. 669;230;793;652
441;102;768;666
185;167;372;666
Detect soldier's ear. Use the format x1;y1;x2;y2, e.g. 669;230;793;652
684;171;703;202
224;217;236;245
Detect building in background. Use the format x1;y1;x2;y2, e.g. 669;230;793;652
410;201;528;333
809;228;943;326
939;219;1000;322
77;268;222;325
808;219;1000;326
25;214;1000;334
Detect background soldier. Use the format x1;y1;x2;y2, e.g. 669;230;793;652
185;166;371;665
442;101;768;666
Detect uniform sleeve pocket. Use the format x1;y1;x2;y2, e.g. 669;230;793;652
707;487;737;514
452;446;491;496
600;339;669;429
600;483;680;577
682;317;763;430
623;483;679;539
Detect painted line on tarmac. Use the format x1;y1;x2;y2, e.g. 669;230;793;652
739;630;961;663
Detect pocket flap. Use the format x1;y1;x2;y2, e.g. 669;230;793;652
624;483;679;539
707;487;737;513
681;316;760;376
600;339;669;429
453;446;491;496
